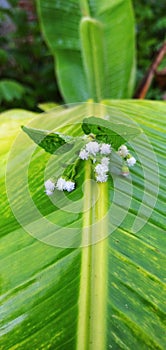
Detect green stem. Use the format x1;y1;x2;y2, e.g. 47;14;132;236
79;0;91;16
89;182;108;349
77;162;108;350
80;17;105;102
77;160;92;350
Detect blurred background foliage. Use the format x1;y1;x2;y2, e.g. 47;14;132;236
0;0;166;112
0;0;62;112
133;0;166;100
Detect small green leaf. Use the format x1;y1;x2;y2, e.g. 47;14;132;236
82;116;142;149
21;125;75;154
63;157;82;181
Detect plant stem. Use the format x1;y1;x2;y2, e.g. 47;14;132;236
76;161;108;350
80;17;105;102
76;160;92;350
79;0;91;16
89;182;108;350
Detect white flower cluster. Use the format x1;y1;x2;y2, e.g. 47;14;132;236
118;144;136;166
44;142;137;196
118;144;136;176
78;141;111;183
56;177;75;192
44;179;55;196
118;145;129;157
45;177;75;196
79;141;111;160
126;156;136;167
94;157;110;183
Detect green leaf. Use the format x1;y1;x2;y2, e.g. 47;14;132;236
37;102;62;112
82;116;142;149
0;101;166;349
0;79;25;103
80;17;105;101
22;115;142;157
37;0;136;102
22;125;75;154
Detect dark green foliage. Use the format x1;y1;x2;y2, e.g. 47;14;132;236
0;79;25;103
0;0;62;112
133;0;166;100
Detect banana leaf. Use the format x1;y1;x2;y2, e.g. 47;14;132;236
0;101;165;349
37;0;136;102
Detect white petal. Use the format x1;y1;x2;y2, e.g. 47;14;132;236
127;156;136;167
96;174;108;183
56;177;66;191
45;189;54;196
100;143;111;155
101;157;110;166
85;141;100;156
64;181;75;192
79;149;89;160
118;145;129;157
95;163;108;175
44;179;55;191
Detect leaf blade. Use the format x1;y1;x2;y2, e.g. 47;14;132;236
22;125;75;154
0;101;166;349
37;0;136;101
82;116;142;148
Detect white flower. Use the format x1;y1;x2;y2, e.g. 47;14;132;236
64;180;75;192
45;189;54;196
79;149;89;160
56;177;66;191
96;173;108;183
56;177;75;192
95;163;108;175
44;179;55;192
85;141;100;156
118;145;129;157
100;143;111;155
127;156;136;167
101;157;110;166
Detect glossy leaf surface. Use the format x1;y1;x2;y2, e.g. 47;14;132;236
0;101;166;349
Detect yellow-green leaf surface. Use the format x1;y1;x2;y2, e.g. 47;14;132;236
0;101;166;349
37;0;135;102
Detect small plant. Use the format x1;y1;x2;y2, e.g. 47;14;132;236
22;116;139;195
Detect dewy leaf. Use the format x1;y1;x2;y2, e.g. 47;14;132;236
82;116;142;149
22;125;75;154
